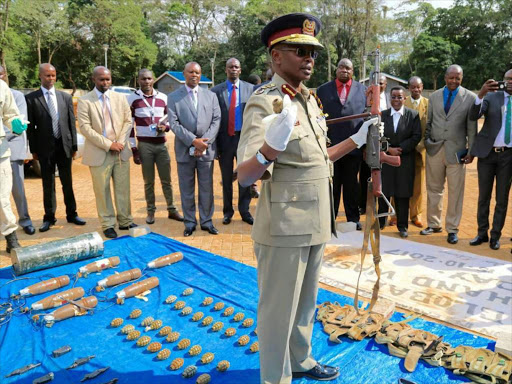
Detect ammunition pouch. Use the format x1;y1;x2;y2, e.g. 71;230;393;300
316;302;385;343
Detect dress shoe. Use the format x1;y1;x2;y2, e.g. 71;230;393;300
39;220;55;232
242;215;254;225
119;223;138;230
447;233;458;244
292;363;340;380
183;227;196;237
469;235;489;246
399;229;408;238
201;225;219;235
103;228;118;239
399;380;418;384
490;238;500;250
355;222;362;231
389;217;397;226
168;210;184;222
411;219;423;228
222;216;232;225
23;225;36;235
420;227;442;235
5;231;21;253
146;212;155;225
67;216;86;225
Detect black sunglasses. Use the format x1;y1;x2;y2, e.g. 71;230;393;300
277;47;319;60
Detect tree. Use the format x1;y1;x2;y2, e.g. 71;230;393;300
410;33;459;89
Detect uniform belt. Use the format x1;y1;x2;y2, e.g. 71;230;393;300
272;165;330;182
493;146;511;152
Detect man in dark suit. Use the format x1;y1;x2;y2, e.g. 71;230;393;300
317;58;367;229
378;86;421;237
468;69;512;250
26;63;85;232
211;58;254;225
168;62;221;237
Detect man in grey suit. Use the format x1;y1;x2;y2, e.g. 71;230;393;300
421;65;477;244
468;69;512;250
0;66;35;235
168;62;221;237
211;58;254;226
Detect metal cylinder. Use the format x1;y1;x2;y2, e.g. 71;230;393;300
11;232;104;276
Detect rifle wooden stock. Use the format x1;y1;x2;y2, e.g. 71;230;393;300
326;112;372;126
371;170;382;197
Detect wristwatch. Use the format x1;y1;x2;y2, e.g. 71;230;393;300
256;150;274;166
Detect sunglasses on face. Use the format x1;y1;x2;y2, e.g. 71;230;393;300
277;47;319;60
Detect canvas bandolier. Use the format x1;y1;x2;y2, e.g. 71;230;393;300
316;302;512;384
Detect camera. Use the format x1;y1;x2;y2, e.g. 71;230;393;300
497;81;506;90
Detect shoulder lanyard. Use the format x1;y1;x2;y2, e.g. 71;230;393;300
138;90;158;124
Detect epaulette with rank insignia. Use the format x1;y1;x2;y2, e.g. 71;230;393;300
254;83;277;95
281;84;298;99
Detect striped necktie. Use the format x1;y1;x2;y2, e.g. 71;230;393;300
46;91;61;139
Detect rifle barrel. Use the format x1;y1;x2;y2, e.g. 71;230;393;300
326;112;372;126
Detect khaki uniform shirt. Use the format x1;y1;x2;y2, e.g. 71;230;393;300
237;73;335;248
0;79;21;159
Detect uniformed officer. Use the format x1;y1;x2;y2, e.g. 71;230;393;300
236;13;377;384
0;79;27;253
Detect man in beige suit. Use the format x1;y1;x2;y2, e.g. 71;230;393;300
421;65;477;244
78;66;136;239
404;76;428;227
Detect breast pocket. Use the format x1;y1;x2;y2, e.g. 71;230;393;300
286;128;311;162
269;182;320;236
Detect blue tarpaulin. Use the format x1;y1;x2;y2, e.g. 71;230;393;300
0;233;493;383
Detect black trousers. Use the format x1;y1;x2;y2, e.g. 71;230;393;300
218;133;251;219
476;148;512;240
333;155;361;222
38;138;77;222
359;161;371;212
379;195;409;231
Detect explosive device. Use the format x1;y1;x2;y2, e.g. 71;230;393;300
96;268;142;291
67;355;95;369
32;372;54;384
81;367;110;382
11;232;104;276
43;296;98;327
115;276;159;304
17;275;70;297
147;252;183;269
30;287;85;311
78;257;120;277
52;345;72;358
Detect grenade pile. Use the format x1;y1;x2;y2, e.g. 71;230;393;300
107;285;258;381
316;302;511;384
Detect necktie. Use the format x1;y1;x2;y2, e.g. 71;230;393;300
228;85;237;136
102;93;116;141
444;91;453;115
506;96;511;145
191;90;197;110
46;91;61;139
339;83;347;105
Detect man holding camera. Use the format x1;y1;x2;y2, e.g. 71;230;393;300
468;70;512;250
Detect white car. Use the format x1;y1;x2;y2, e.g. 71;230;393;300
111;86;136;98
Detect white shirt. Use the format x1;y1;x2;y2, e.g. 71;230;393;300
41;86;58;117
380;92;388;111
475;92;512;147
94;87;113;138
390;106;404;133
410;96;423;108
185;85;199;109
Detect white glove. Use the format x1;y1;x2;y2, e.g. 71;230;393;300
262;94;298;152
350;117;379;148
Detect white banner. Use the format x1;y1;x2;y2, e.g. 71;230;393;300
321;232;512;339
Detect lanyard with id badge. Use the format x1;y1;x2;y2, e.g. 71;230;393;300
139;91;160;133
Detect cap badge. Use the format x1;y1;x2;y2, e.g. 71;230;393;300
302;19;315;36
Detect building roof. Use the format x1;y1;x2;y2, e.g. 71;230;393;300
360;72;407;84
154;71;212;84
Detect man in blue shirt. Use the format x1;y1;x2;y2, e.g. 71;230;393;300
211;58;255;225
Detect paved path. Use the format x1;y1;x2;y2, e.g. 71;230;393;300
2;135;510;269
